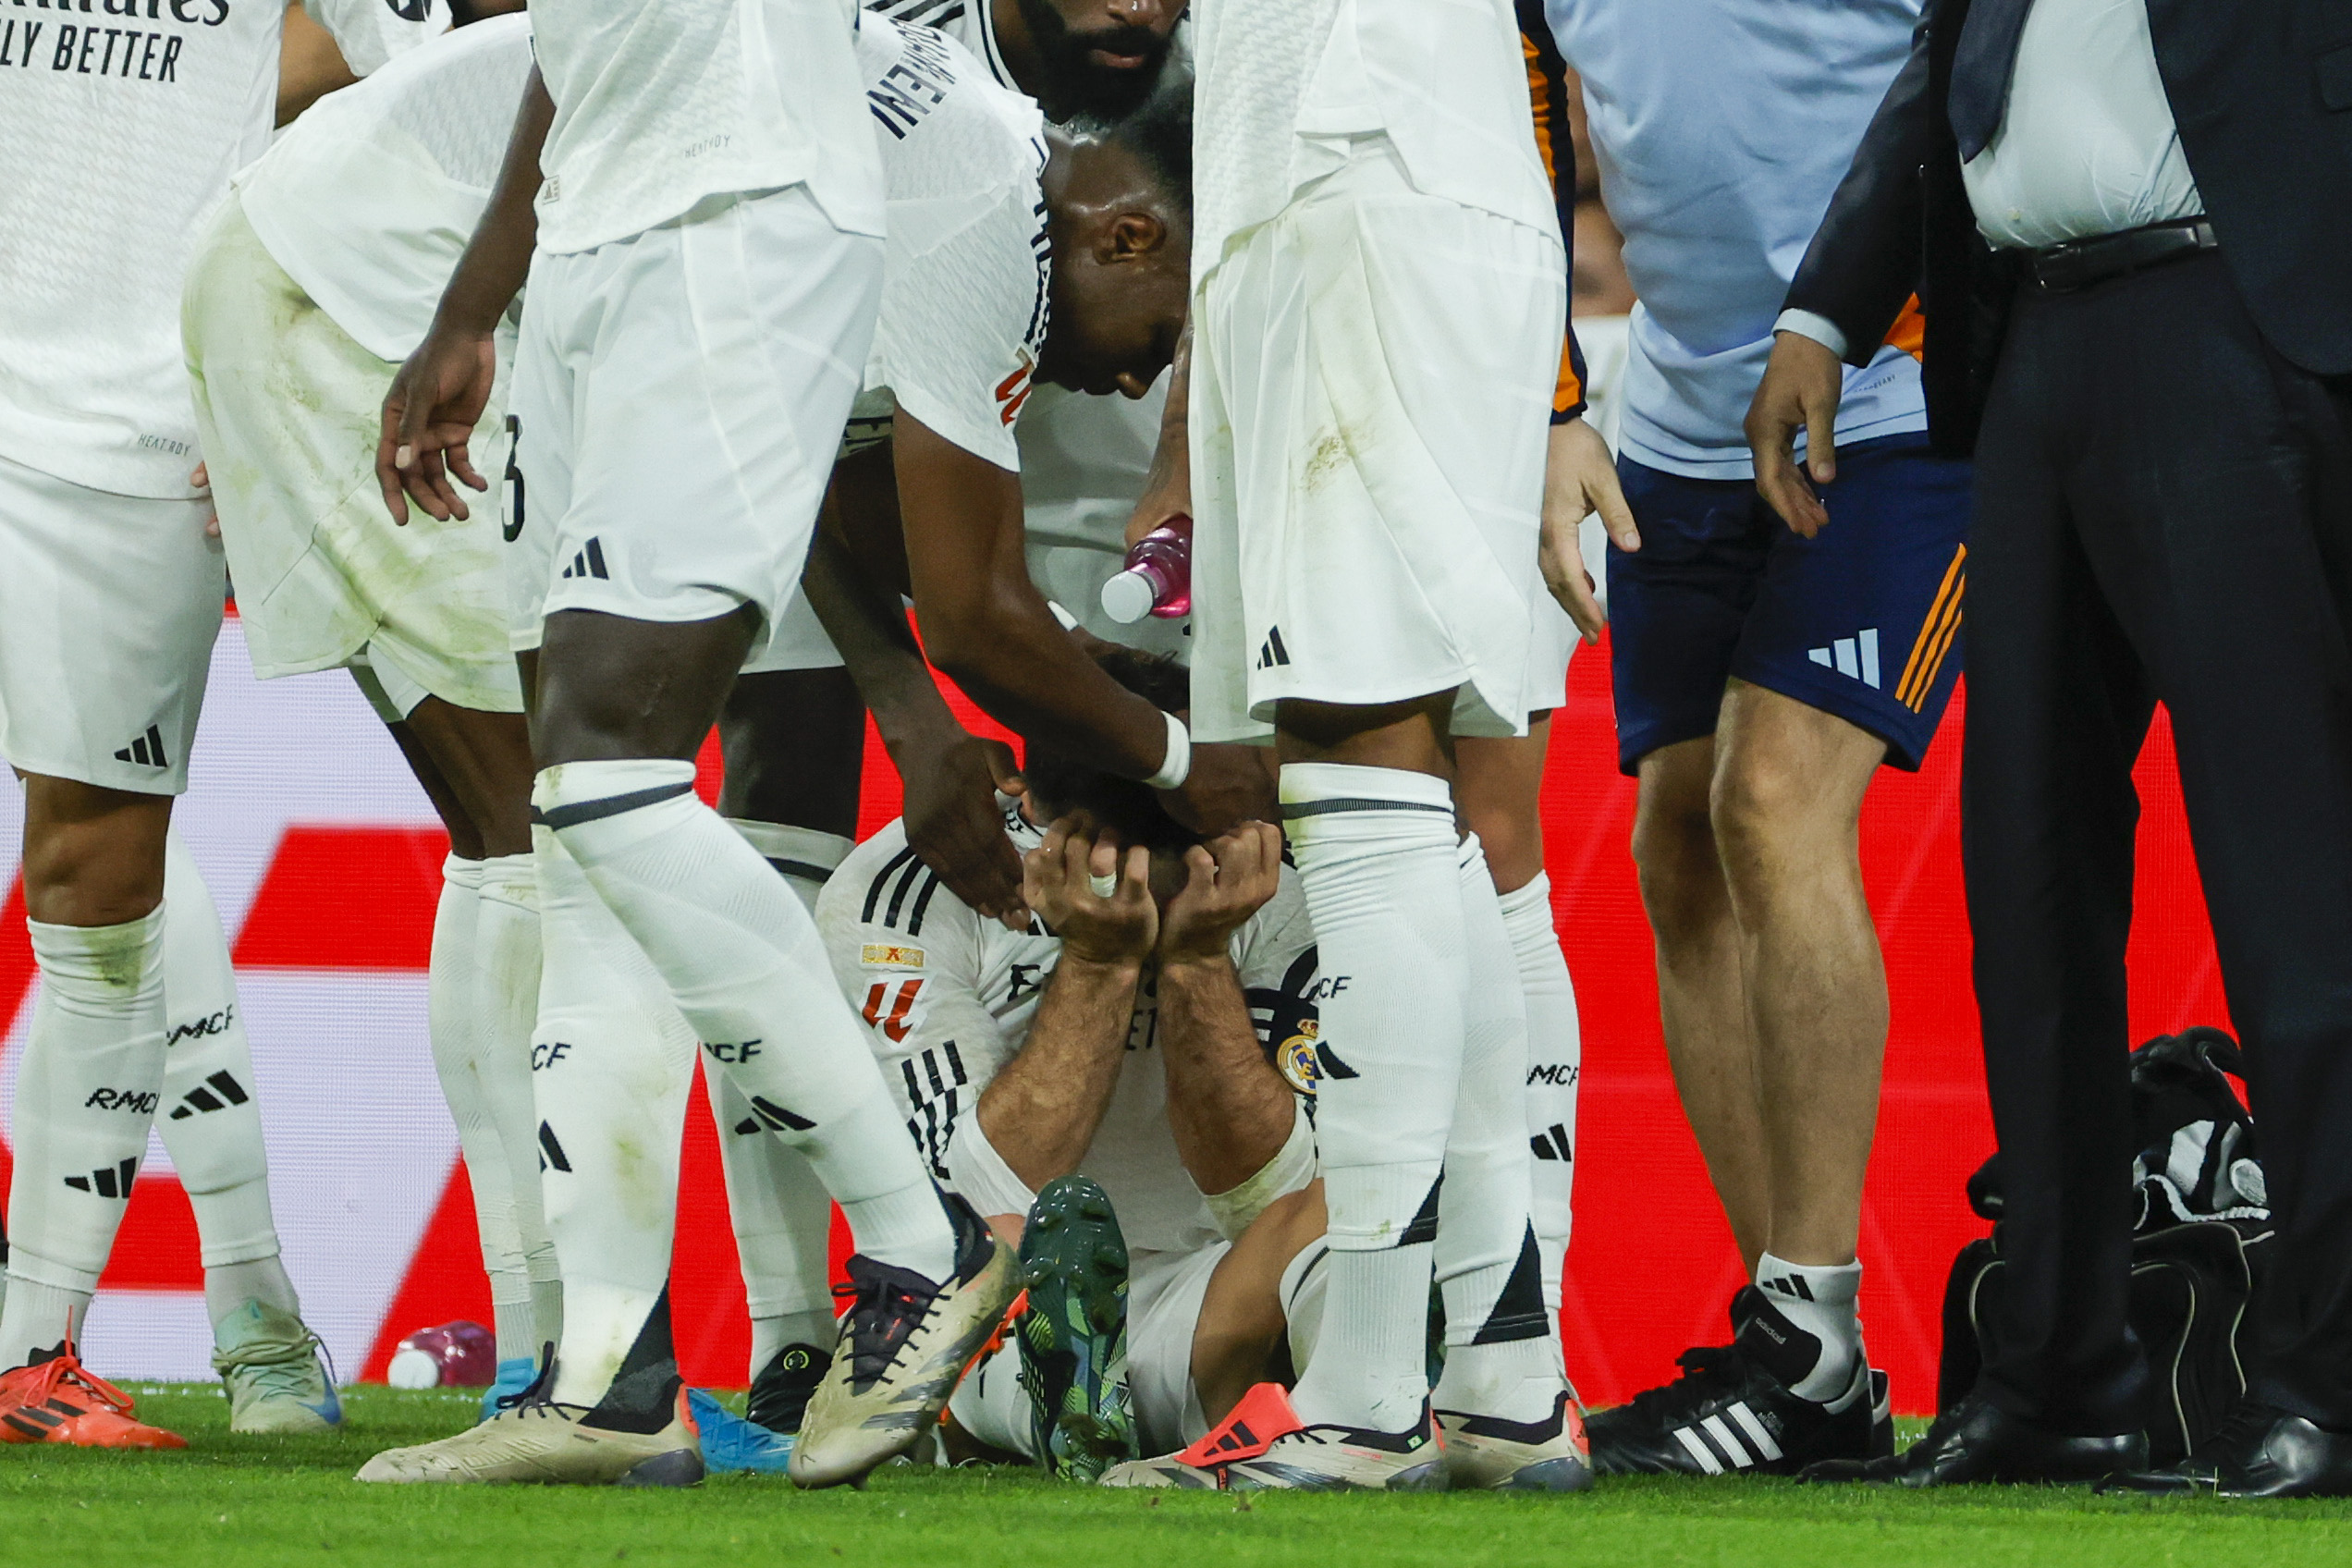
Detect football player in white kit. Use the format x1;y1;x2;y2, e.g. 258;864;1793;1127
0;0;444;1449
819;648;1328;1481
182;11;558;1422
361;0;1016;1490
1114;0;1631;1490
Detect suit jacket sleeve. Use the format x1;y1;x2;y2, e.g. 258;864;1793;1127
1783;6;1936;369
1518;0;1588;421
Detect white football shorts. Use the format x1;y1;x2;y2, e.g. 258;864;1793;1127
184;197;523;719
1188;134;1568;742
0;454;223;796
504;185;881;669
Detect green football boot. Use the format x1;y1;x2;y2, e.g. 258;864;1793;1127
1017;1175;1136;1481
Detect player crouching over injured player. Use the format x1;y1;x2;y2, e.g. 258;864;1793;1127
817;649;1330;1481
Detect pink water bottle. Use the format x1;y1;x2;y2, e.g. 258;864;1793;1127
386;1320;497;1389
1100;513;1193;623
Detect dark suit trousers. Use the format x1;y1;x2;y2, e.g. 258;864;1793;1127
1967;250;2352;1432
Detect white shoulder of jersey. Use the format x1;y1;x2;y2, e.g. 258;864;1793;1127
303;0;453;77
856;16;1049;471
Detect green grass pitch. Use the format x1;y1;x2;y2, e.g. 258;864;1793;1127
1;1386;2346;1567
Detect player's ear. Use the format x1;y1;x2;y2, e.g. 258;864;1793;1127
1104;210;1168;263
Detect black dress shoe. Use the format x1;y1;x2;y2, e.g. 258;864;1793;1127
1800;1392;2146;1487
2099;1404;2352;1499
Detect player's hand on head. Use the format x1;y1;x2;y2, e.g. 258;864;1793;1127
1746;329;1843;539
901;728;1031;930
377;325;498;526
1023;817;1157;964
1157;819;1282;965
1161;741;1277;838
1541;416;1635;643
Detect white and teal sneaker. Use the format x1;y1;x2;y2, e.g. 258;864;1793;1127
211;1301;341;1435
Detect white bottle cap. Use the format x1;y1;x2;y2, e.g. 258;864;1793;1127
1100;569;1157;625
386;1346;443;1390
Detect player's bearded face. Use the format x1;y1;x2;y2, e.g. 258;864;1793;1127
1016;0;1176;119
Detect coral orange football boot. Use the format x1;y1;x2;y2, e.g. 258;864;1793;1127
0;1341;187;1449
1097;1380;1307;1488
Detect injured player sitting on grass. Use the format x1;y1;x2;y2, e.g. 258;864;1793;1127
816;648;1329;1481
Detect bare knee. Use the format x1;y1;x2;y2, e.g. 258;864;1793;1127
1630;742;1725;946
1708;692;1879;895
19;776;171;925
1455;728;1550;893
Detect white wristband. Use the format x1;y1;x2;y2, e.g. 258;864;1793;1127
1144;709;1192;790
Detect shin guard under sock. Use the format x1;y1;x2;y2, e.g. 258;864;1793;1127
722;818;851;1380
426;856;536;1359
476;852;556;1358
532;826;696;1407
1279;762;1466;1434
1500;873;1579;1311
538;759;950;1285
1430;837;1562;1423
0;907;168;1366
155;831;287;1289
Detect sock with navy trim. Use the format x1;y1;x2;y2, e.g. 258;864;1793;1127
536;760;952;1288
1279;762;1465;1435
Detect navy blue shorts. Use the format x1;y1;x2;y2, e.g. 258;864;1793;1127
1606;433;1971;775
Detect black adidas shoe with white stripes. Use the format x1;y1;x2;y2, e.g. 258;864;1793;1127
1586;1288;1889;1477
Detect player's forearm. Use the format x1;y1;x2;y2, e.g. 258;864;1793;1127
802;526;965;759
974;958;1139;1191
922;582;1170;778
1128;320;1192;542
1157;958;1297;1194
433;67;552;337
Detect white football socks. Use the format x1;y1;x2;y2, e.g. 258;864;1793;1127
152;832;303;1329
0;907;168;1367
1430;837;1563;1425
531;825;697;1406
537;759;953;1288
1755;1252;1866;1404
427;857;535;1363
1500;872;1580;1312
477;852;559;1355
1279;762;1465;1436
721;819;849;1378
946;1339;1037;1459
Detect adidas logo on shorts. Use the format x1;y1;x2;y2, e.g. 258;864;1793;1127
1256;626;1292;669
64;1157;140;1198
113;724;169;769
560;538;610;581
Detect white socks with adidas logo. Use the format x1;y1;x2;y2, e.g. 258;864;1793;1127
1756;1252;1865;1403
0;906;167;1368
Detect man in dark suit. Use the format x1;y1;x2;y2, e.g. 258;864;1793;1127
1744;0;2352;1498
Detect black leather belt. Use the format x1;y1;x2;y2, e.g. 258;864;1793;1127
2023;218;2218;295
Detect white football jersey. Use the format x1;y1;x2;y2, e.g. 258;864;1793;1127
1190;0;1558;279
529;0;882;254
817;808;1323;1256
237;14;535;363
0;0;446;498
841;18;1048;472
865;0;1017;92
